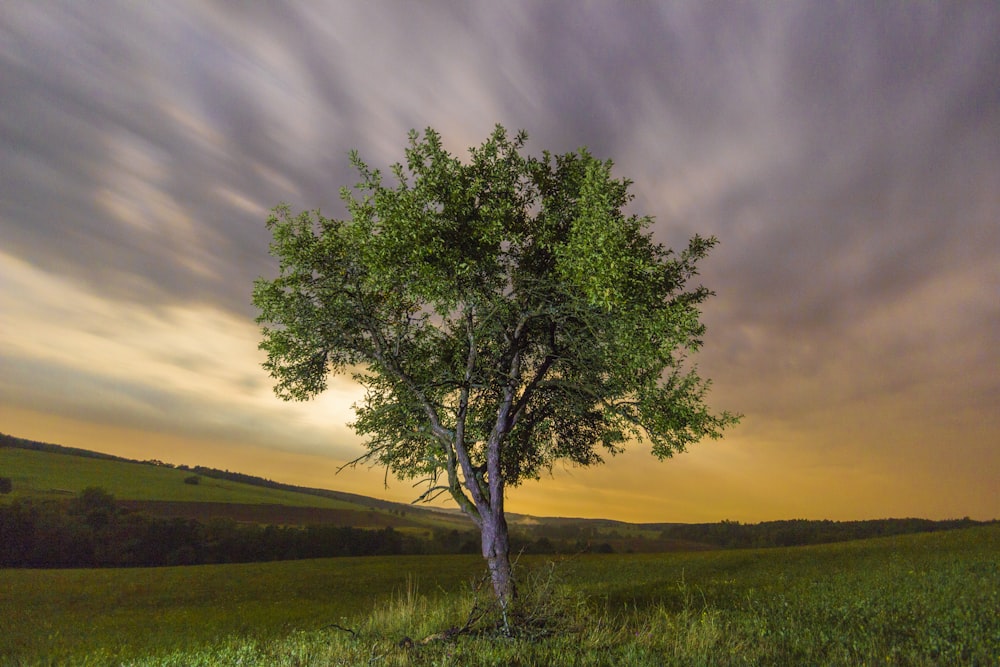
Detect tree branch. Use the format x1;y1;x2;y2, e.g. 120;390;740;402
509;352;556;430
506;320;559;431
485;335;523;516
413;484;452;504
453;309;489;512
353;292;483;523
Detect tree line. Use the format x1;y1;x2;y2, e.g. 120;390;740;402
0;488;424;568
0;488;586;568
2;487;989;568
517;517;993;552
652;517;989;549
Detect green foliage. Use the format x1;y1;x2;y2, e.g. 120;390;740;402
0;476;11;494
183;475;200;485
70;486;118;529
254;124;738;525
3;527;997;665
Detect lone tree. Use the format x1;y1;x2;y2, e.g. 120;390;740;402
253;126;738;607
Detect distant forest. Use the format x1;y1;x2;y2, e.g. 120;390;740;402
0;487;437;568
1;433;993;568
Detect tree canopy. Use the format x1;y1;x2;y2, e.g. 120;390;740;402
253;125;739;604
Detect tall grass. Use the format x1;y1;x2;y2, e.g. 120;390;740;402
3;526;997;666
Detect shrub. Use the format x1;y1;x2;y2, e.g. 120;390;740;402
184;475;200;485
0;476;11;494
71;487;117;529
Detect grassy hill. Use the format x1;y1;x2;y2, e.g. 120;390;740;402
0;434;469;533
3;433;992;554
1;445;358;508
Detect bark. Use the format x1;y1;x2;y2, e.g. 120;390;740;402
481;507;515;605
477;329;522;610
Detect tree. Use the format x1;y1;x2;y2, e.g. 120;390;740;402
253;125;739;609
70;486;117;530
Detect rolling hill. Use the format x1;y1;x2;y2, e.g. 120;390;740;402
2;432;991;555
0;433;468;533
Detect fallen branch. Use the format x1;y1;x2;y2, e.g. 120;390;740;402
321;622;357;636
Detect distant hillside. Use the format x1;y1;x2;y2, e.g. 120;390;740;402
2;432;993;553
0;433;470;532
1;432;136;463
0;432;427;512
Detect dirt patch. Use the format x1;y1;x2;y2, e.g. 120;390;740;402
119;500;422;528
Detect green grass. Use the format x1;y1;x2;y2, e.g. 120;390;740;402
0;447;358;508
0;555;486;665
0;447;475;533
2;526;997;666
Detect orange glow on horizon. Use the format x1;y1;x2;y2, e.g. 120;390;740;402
4;406;995;524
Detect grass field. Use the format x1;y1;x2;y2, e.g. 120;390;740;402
2;525;997;666
0;447;358;509
0;447;476;534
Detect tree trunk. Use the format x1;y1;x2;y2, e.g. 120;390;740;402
481;508;515;606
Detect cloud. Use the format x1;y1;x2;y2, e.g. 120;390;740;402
1;1;998;519
0;251;364;457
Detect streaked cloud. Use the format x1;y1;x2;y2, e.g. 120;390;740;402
0;252;362;457
1;1;997;520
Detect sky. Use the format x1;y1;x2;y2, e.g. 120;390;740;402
2;2;998;523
